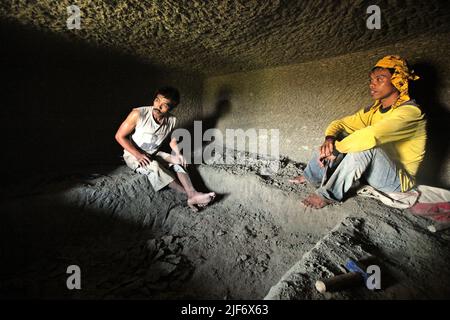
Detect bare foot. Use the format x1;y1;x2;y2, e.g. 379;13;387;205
289;175;306;184
187;192;216;212
301;193;332;209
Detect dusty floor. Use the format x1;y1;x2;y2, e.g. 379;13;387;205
1;150;449;299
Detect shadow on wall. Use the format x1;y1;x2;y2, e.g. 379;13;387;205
411;62;450;188
173;87;232;192
172;86;232;155
202;87;233;136
0;20;189;187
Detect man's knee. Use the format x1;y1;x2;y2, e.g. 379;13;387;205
346;147;379;162
137;160;162;175
172;164;186;174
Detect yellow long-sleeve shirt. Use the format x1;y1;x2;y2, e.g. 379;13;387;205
325;100;427;191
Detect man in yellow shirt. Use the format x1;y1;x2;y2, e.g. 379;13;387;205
290;55;427;209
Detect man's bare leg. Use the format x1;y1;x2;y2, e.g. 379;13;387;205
302;193;332;209
289;175;307;184
168;180;186;194
176;172;216;212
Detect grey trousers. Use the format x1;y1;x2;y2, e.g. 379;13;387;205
124;151;186;192
303;148;401;202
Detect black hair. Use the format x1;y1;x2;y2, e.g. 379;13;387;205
370;66;396;76
154;86;180;110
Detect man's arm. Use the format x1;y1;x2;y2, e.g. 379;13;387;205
115;109;151;167
169;137;187;167
319;108;369;160
334;106;424;153
325;108;369;139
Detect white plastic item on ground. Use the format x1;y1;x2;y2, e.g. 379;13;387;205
356;185;450;209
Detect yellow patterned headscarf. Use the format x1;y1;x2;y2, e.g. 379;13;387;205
373;55;419;108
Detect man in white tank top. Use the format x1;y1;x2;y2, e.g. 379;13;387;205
115;87;215;212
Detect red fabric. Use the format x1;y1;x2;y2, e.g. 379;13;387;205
409;202;450;222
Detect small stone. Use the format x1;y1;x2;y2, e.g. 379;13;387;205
168;242;180;252
146;239;157;252
217;230;226;236
240;254;249;261
162;235;173;245
257;253;270;262
244;226;256;238
150;261;177;277
196;255;207;264
153;249;165;261
166;255;181;265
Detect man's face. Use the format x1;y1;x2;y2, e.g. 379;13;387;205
153;94;172;115
369;68;398;100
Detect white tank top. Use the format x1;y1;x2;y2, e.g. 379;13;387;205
124;106;177;156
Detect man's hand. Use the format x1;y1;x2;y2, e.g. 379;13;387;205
318;154;337;167
173;153;187;168
318;136;336;167
136;153;152;167
169;138;187;168
319;136;336;159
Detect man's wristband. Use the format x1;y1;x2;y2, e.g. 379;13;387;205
332;148;340;157
325;135;336;141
